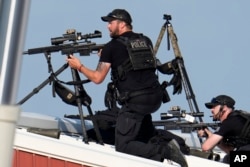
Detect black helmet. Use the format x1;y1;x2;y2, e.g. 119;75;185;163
205;95;235;109
101;9;132;25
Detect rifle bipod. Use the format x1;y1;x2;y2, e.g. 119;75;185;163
17;51;103;144
17;63;69;105
69;68;104;144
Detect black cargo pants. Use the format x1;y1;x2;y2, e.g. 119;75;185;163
115;86;164;161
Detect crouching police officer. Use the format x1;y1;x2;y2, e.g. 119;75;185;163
67;8;187;167
198;95;250;163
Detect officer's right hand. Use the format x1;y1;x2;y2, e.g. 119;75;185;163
197;129;208;137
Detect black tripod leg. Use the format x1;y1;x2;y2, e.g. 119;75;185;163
17;63;69;105
70;68;89;143
177;59;202;122
86;105;104;145
73;69;104;145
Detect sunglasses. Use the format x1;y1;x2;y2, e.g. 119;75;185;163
210;98;222;104
107;13;124;20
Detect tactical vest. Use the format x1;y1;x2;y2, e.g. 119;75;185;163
224;110;250;148
113;35;156;81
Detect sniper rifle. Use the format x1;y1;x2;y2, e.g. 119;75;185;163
153;106;220;133
153;120;220;133
23;29;105;56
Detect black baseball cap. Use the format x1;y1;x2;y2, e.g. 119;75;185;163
205;95;235;109
101;9;132;25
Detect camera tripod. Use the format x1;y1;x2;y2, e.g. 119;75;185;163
154;14;203;123
18;53;103;144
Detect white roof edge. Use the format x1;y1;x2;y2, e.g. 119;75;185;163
14;128;175;167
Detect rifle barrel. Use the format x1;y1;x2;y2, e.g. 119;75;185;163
153;120;220;132
23;42;105;56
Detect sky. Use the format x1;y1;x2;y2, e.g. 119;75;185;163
17;0;250;123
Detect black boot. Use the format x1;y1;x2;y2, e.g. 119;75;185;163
164;139;188;167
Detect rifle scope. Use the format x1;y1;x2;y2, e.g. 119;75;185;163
160;112;204;120
51;30;102;45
